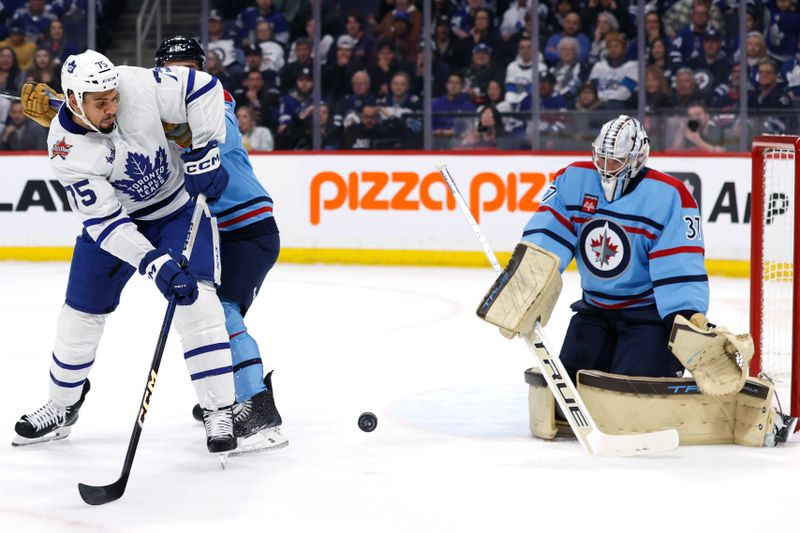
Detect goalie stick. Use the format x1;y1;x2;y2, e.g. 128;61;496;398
436;164;679;457
78;194;209;505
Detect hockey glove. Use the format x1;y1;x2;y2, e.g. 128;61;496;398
181;141;229;203
138;249;199;306
21;82;64;128
669;313;754;396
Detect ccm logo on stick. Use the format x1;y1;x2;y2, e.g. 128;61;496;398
310;171;557;225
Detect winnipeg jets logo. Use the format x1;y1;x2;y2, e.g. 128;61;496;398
590;231;618;267
67;60;77;73
50;137;72;159
112;147;170;202
579;219;630;278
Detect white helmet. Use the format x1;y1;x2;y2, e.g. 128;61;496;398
591;115;650;202
61;50;119;132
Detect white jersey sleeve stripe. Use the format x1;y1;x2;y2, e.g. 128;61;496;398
186;77;219;104
83;205;123;228
94;217;134;246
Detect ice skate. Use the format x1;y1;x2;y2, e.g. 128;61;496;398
233;371;283;438
13;379;91;446
203;405;237;462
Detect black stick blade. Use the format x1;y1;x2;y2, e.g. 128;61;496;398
78;477;128;506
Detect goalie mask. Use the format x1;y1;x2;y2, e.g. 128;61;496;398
61;50;119;133
591;115;650;202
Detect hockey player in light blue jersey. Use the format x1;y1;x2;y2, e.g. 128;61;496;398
154;37;285;451
521;115;710;380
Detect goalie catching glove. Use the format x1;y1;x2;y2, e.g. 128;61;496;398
476;242;562;338
668;313;754;396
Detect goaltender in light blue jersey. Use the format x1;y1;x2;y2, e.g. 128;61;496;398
522;161;709;319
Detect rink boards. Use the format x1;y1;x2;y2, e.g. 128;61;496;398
0;151;756;275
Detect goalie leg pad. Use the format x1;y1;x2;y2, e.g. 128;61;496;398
173;282;235;409
575;370;777;446
477;242;562;337
524;368;575;440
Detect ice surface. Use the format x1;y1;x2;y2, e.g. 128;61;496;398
0;262;796;532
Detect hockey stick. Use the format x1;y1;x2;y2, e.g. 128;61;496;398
0;88;63;109
78;194;208;505
436;164;679;457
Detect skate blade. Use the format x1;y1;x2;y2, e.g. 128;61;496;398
230;427;289;456
217;452;229;470
11;426;71;447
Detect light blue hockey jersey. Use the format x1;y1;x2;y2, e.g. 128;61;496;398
212;89;275;235
521;161;709;319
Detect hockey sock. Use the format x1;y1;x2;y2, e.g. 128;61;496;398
49;304;106;406
222;299;266;403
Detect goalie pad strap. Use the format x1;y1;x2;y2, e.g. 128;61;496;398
577;371;770;400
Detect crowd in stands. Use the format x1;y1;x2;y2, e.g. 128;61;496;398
2;0;799;151
204;0;800;151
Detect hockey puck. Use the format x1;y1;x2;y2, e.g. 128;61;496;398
358;412;378;432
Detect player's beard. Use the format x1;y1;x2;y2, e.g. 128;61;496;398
96;116;116;134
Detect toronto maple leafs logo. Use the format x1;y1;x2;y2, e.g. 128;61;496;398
579;219;630;278
67;60;77;73
50;137;72;159
112;147;170;202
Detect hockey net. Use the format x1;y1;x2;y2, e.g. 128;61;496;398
750;135;800;422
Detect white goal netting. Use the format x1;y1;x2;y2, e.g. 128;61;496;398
757;147;795;382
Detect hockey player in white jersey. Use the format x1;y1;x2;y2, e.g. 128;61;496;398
12;50;238;456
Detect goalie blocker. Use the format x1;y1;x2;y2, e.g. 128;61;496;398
477;242;562;339
524;367;796;447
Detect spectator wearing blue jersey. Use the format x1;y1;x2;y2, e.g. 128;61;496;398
551;36;586;100
11;0;56;42
335;69;376;127
544;11;591;65
278;67;313;134
669;0;712;65
686;28;731;95
778;50;800;105
707;62;749;111
764;0;800;63
451;0;483;40
236;0;289;46
750;59;791;109
520;115;710;381
432;72;476;139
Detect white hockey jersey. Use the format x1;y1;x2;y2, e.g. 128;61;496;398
47;65;226;269
588;60;638;103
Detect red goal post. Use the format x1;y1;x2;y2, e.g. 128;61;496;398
749;135;800;421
